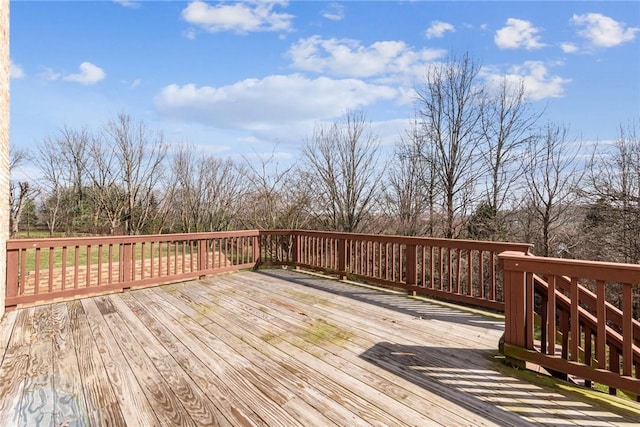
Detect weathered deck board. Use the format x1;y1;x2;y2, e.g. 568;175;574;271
50;302;90;426
186;278;483;425
248;271;634;426
126;290;281;427
145;286;345;427
68;299;128;426
159;284;415;427
199;275;503;426
0;309;32;425
0;269;638;427
80;298;159;426
18;305;55;427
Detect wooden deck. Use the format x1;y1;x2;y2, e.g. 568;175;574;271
0;270;638;426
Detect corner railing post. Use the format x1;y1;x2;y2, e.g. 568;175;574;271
5;247;18;308
499;251;528;363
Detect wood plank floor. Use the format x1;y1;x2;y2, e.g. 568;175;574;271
0;269;638;426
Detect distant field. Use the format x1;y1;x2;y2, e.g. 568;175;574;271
15;230;68;239
17;243;190;272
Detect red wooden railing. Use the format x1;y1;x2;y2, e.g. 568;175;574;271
500;251;640;400
6;229;639;398
6;230;260;308
258;230;532;311
6;229;531;311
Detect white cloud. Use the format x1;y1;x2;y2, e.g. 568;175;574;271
114;0;140;8
64;62;106;85
39;67;61;82
131;78;142;89
425;21;455;39
483;61;571;101
154;74;397;130
287;36;446;80
181;0;293;34
322;3;344;21
560;42;578;53
494;18;545;50
10;60;25;79
571;13;639;48
183;28;197;40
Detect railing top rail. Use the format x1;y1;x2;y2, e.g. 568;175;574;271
7;230;261;250
499;251;640;284
263;229;532;253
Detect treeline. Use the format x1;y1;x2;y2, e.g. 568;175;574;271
9;54;640;264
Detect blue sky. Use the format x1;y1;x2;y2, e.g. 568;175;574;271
9;1;640;168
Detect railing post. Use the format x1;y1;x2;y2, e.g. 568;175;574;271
338;238;347;280
499;252;528;363
291;232;299;268
5;248;18;308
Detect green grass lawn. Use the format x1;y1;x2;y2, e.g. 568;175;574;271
16;241;252;273
17;242;197;272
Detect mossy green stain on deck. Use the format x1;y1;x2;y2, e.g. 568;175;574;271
301;318;353;345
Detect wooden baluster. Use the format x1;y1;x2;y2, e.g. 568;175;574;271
406;243;416;287
526;272;534;350
584;327;592;388
337;238;347;280
622;283;633;377
48;247;55;293
540;288;548;355
560;310;569;361
73;246;79;289
547;275;556;356
467;250;472;296
85;245;91;288
609;347;619;396
489;251;496;301
478;250;484;299
439;247;444;291
570;277;580;362
109;244;114;282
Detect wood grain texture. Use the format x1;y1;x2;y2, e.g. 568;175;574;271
81;298;159;427
0;309;32;424
0;269;637;427
68;299;127;426
17;305;55;427
93;296;198;427
111;292;233;427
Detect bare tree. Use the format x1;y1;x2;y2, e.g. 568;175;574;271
165;144;244;232
102;114;167;234
9;148;36;237
35;126;92;234
477;77;540;239
301;110;383;232
385;118;432;235
85;135;126;234
584;119;640;262
35;137;65;236
416;53;485;238
524;123;584;257
238;148;309;230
